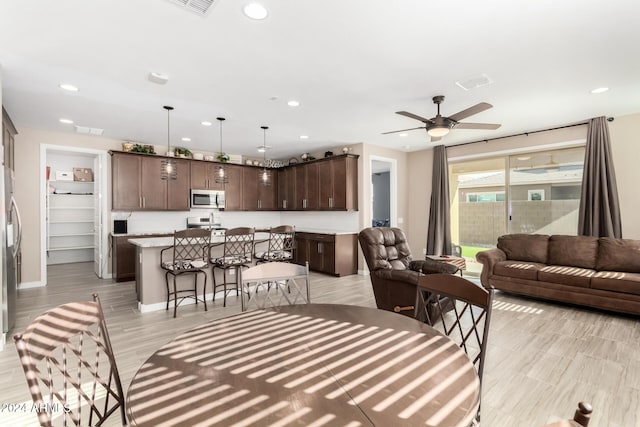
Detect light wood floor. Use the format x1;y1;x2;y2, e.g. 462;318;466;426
1;263;638;426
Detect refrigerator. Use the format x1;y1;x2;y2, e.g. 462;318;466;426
1;166;21;334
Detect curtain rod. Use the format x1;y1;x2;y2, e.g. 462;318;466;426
449;117;614;148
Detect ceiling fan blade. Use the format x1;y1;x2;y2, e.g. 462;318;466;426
448;102;493;122
430;136;442;142
396;111;433;123
381;127;425;135
455;122;502;130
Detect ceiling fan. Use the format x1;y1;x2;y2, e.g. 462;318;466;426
383;95;501;142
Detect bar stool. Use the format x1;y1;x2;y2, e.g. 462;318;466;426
254;225;295;264
160;228;211;317
211;227;255;307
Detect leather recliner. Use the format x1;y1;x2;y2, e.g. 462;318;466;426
358;227;458;318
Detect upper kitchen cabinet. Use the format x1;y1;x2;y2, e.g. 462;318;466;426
222;164;243;211
111;152;190;211
190;161;224;191
293;162;319;210
277;167;295;210
318;155;358;210
242;167;278;210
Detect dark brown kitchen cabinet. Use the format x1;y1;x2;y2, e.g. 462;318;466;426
2;107;17;171
167;159;191;210
277;167;296;210
223;164;243;211
242;167;278;210
111;151;190;211
293;162;319;210
190;161;224;191
318;155;358;210
294;232;357;276
112;233;171;282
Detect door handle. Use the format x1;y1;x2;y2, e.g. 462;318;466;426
10;196;22;257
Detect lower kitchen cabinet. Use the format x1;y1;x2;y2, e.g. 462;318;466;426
294;232;357;276
112;234;170;282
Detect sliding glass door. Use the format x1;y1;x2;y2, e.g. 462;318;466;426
449;146;585;275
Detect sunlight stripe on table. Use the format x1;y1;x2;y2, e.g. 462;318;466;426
158;313;318;358
131;365;169;380
265;407;313;427
237;325;382;379
324;335;446;399
276;328;403;387
228;401;290;427
202;321;363;369
374;351;469;412
126;369;186;390
172;316;329;362
134;387;248;426
130;374;212;401
335;337;455;404
305;413;338;427
190;395;270;427
131;383;229;414
425;381;479;426
303;332;425;394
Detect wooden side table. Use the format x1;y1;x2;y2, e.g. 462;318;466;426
426;255;466;276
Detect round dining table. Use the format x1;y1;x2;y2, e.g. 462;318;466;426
126;304;480;427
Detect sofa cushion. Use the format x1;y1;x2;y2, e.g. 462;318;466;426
538;265;595;288
596;238;640;273
591;271;640;296
548;235;599;269
493;260;545;281
497;234;549;263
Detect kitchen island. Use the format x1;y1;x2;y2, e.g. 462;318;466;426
129;229;358;313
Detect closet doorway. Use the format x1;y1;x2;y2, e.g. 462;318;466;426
40;145;109;283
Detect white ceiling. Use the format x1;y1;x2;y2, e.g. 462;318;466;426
1;0;639;160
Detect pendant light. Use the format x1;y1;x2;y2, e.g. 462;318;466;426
160;105;177;180
259;125;271;186
214;117;228;184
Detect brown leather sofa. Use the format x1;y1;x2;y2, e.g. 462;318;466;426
476;234;640;315
358;227;458;317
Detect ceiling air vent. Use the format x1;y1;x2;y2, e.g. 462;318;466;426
75;126;104;136
167;0;215;16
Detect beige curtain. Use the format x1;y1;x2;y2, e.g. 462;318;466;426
426;145;452;255
578;116;622;238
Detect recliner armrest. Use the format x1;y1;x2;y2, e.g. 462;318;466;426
409;259;459;275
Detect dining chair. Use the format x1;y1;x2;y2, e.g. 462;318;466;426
13;294;126;427
542;401;593;427
414;273;494;424
160;228;211;318
239;261;310;311
254;225;295;263
211;227;255;307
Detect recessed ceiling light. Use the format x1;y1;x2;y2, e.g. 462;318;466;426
243;3;268;20
299;135;309;140
257;145;271;152
201;121;213;126
287;100;300;107
591;87;609;94
399;133;408;137
517;156;531;161
59;83;79;92
181;137;191;142
59;118;74;124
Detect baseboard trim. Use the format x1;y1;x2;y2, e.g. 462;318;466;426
18;281;45;289
139;291;218;313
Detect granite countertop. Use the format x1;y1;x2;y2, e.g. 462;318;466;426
111;231;173;237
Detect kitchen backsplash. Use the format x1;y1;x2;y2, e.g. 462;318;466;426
111;210;359;234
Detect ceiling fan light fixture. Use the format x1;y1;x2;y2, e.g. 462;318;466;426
427;126;450;137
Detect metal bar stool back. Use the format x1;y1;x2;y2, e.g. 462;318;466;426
211;227;255;306
161;228;211;317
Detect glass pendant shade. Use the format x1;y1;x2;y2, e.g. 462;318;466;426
215;117;228;184
161;105;177;180
260;126;271;186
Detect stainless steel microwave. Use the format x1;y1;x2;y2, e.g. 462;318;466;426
190;189;225;209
